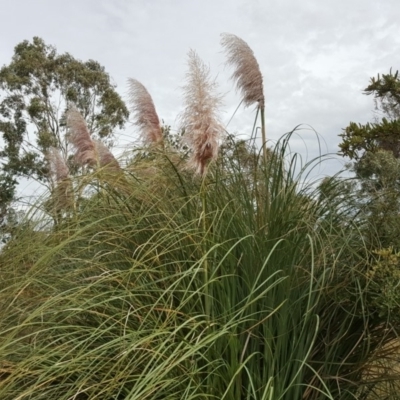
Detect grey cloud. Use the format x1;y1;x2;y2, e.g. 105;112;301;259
0;0;399;199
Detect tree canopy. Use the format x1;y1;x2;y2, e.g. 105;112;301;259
0;37;129;211
337;69;400;250
339;69;400;160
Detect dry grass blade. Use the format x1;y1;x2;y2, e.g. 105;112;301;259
220;33;265;109
128;78;163;145
180;50;224;175
66;106;96;166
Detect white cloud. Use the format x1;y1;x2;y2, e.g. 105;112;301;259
0;0;399;201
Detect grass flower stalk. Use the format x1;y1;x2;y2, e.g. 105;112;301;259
180;49;224;176
128;78;163;146
221;33;267;161
47;146;73;214
66;106;97;167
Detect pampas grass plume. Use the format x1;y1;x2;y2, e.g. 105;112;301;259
221;33;267;160
128;78;163;145
47;147;69;183
180;50;224;175
220;33;265;108
47;146;73;210
94;140;121;172
66;106;96;167
66;106;121;175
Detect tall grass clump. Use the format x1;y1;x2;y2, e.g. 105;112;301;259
0;131;398;399
1;33;400;399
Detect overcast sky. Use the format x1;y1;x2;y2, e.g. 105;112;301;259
1;0;400;199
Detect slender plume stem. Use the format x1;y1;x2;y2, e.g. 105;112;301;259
260;107;267;162
221;33;267;161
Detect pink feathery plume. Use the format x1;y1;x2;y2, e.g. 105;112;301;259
66;106;96;166
94;140;121;172
221;33;267;160
47;147;69;183
127;78;163;145
47;147;73;209
180;50;224;175
220;33;265;109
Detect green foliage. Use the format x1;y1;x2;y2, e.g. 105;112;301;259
365;69;400;120
1;36;400;399
0;135;398;399
354;151;400;249
339;118;400;160
320;153;400;329
0;37;129;207
338;70;400;278
339;70;400;160
367;248;400;324
0;173;17;241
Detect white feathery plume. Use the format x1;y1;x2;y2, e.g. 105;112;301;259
180;50;224;175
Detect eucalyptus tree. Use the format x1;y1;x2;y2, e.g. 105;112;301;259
0;36;129;208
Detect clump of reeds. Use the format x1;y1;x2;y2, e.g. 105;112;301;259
127;78;163;145
0;131;399;399
3;35;400;400
180;50;224;175
221;33;267;160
